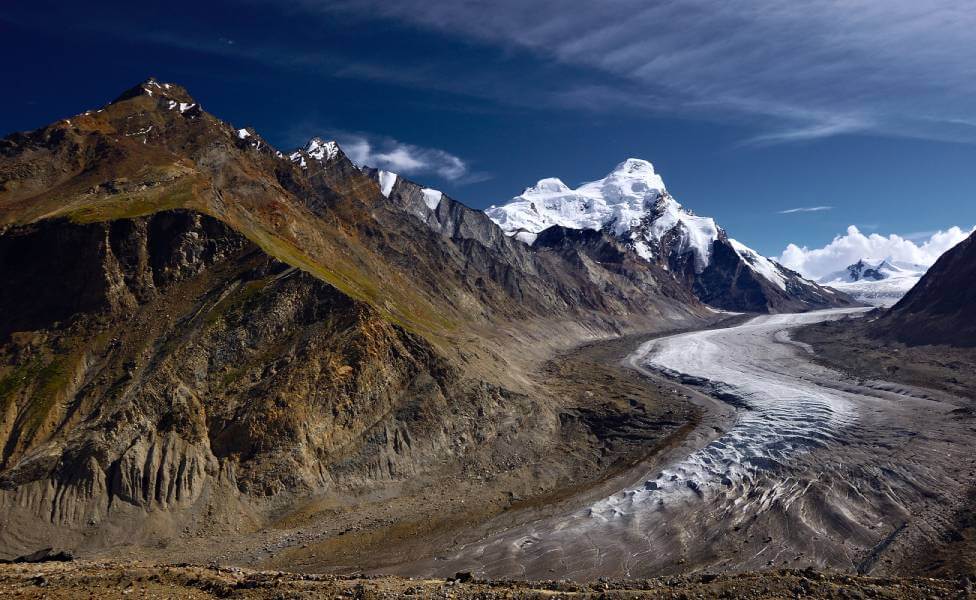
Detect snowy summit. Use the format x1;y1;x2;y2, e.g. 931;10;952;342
484;157;849;312
486;158;720;272
819;258;927;306
288;137;341;169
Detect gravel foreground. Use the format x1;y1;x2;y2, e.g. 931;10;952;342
0;561;972;599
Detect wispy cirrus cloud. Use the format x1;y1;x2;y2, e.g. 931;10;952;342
52;0;976;146
299;0;976;145
778;206;832;214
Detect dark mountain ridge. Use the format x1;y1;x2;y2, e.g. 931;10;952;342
871;231;976;347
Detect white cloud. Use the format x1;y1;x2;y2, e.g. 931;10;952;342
778;206;832;214
778;225;975;280
334;134;483;182
372;146;426;172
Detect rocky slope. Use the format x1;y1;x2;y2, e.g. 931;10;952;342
0;210;497;550
362;167;700;321
1;560;968;599
0;79;709;558
871;231;976;346
485;159;857;313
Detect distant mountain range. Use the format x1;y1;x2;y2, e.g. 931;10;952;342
483;158;855;313
820;258;928;307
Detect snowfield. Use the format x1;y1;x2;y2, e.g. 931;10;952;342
824;277;921;307
421;188;443;210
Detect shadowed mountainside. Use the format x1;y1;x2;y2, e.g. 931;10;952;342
871;231;976;347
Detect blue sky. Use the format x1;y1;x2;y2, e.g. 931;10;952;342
2;0;975;262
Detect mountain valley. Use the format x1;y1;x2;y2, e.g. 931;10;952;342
1;78;975;598
0;79;737;560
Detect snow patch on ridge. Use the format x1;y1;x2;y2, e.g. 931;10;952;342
638;195;720;272
378;171;398;198
305;138;340;161
288;151;307;169
421;188;442;210
729;239;787;291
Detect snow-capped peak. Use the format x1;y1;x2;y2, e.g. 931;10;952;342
485;158;719;272
287;138;342;169
304;138;340;161
486;158;667;236
819;257;928;307
611;157;662;181
522;177;570;195
850;258;887;281
820;258;927;285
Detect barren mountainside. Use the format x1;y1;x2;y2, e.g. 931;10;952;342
0;78;711;558
872;231;976;346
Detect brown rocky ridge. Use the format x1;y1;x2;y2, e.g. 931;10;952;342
0;77;724;563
